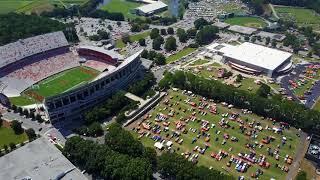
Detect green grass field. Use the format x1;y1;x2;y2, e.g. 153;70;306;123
10;66;99;106
100;0;142;19
130;31;150;41
26;66;99;98
129;89;299;179
190;59;210;66
166;48;196;64
115;31;150;49
0;0;33;14
225;17;267;29
0;127;28;148
0;0;88;14
275;7;320;30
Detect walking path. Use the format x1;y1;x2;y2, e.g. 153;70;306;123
269;4;280;19
286;132;310;180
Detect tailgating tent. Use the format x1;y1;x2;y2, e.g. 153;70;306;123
154;142;164;150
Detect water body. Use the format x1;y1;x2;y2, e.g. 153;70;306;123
97;0;111;9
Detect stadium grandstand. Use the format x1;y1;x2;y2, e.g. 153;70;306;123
0;32;145;123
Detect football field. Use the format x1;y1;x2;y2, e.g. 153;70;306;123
25;66;99;99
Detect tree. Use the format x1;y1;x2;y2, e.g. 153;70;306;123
141;49;149;58
11;120;24;135
195;25;219;45
296;171;307;180
105;123;144;157
165;36;177;51
235;74;243;83
187;28;197;39
312;43;320;56
155;53;166;65
257;83;271;98
107;25;113;31
194;18;209;30
167;27;174;34
177;28;188;43
115;112;127;124
3;144;8;153
18;107;23;115
131;23;141;32
88;122;103;137
160;29;167;35
271;39;277;48
244;36;250;41
23;109;29;118
257;35;262;41
265;37;271;45
251;36;257;43
150;28;160;39
0;114;2;127
9;142;16;150
117;21;121;26
12;104;17;112
121;33;131;44
138;38;146;46
152;38;162;50
25;128;36;140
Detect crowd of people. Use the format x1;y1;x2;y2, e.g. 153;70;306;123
0;31;68;69
7;52;80;83
83;60;115;72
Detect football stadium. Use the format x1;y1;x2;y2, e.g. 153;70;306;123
0;31;143;123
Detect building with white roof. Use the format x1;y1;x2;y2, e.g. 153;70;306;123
206;42;293;77
135;1;168;16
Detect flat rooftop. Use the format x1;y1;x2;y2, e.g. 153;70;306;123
136;1;167;14
0;137;87;180
207;42;292;71
257;31;286;41
213;22;230;29
228;25;257;35
79;45;123;60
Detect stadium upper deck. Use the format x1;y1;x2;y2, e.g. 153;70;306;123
0;31;68;69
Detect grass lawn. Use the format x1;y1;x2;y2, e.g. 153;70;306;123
166;48;196;64
116;31;150;49
312;98;320;111
130;31;150;41
9;95;37;106
293;79;314;97
115;39;126;49
190;59;210;66
275;7;320;30
238;78;261;93
100;0;141;19
129;89;299;179
24;66;99;98
0;127;28;148
0;0;34;14
225;17;267;29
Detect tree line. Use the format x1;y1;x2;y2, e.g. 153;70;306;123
0;13;78;45
159;71;320;135
64;123;232;180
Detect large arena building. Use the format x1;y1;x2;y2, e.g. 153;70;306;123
206;42;293;77
0;31;144;123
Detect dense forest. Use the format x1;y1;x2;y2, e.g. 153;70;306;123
0;13;77;45
159;71;320;135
